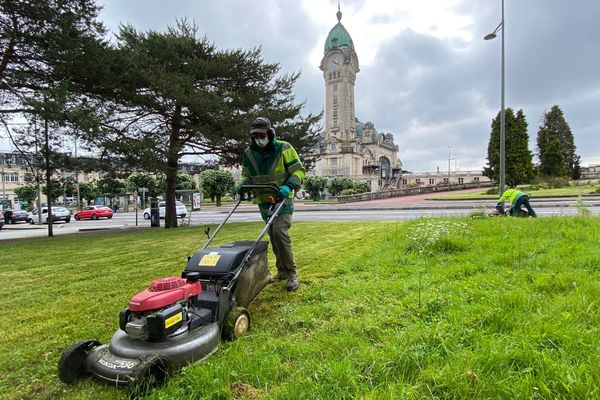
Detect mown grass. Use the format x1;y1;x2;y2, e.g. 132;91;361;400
1;217;599;399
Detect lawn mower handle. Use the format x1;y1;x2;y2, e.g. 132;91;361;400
239;184;280;201
224;194;287;291
199;184;282;251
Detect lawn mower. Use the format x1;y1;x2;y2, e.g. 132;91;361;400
58;184;283;388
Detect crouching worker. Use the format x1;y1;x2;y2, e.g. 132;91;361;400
236;117;305;291
498;187;537;217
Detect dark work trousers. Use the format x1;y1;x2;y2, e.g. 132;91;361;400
267;213;297;275
514;195;537;217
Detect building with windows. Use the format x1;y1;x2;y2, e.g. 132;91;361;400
0;150;105;210
312;6;402;191
400;169;491;188
580;164;600;180
1;151;31;209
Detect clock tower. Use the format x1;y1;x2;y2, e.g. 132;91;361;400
314;5;402;190
320;5;359;146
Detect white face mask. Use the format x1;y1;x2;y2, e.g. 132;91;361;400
255;137;270;147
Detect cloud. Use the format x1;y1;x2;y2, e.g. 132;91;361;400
6;0;596;171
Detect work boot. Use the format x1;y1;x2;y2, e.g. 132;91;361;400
272;270;287;282
285;271;299;292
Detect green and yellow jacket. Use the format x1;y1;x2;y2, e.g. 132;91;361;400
499;188;525;205
241;139;305;220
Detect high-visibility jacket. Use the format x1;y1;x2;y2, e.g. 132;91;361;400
241;139;305;217
499;188;525;205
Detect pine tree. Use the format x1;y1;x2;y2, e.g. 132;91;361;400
79;21;322;228
539;105;579;179
537;127;567;176
484;108;535;186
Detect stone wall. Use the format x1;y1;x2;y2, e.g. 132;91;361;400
333;181;494;203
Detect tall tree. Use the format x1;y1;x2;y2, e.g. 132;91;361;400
86;21;321;228
537;127;567;177
538;105;579;179
0;0;105;109
1;0;106;235
484;108;535;186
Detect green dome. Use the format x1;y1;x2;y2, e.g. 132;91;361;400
324;8;354;52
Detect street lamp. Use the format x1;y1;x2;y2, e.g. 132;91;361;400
485;0;506;197
448;146;456;188
1;164;6;209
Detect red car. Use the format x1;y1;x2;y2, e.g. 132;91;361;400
74;205;113;221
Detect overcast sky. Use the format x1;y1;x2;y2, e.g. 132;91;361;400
5;0;599;173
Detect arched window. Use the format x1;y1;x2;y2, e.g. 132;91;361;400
379;156;390;179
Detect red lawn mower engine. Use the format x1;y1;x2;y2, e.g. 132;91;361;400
119;273;203;341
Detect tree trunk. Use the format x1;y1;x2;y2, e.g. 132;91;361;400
164;105;182;228
216;193;222;207
164;160;178;228
44;117;53;237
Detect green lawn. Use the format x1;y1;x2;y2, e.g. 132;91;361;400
1;217;599;399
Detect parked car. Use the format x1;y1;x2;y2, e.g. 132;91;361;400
143;201;188;219
28;206;71;224
74;205;113;221
3;209;30;224
0;214;4;230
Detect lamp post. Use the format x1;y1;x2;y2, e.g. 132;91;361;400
485;0;506;197
448;146;456;188
1;164;6;209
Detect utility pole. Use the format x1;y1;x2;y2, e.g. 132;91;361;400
74;135;80;209
484;0;506;197
1;163;5;210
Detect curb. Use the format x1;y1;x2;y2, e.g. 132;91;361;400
202;201;600;214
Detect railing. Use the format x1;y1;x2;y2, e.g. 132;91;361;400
333;181;494;203
319;168;351;176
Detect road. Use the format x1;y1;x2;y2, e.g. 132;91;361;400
2;195;599;241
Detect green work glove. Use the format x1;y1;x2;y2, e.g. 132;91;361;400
277;184;292;200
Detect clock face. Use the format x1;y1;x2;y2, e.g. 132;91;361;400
329;54;342;69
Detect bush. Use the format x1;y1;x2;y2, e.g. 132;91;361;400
304;176;328;201
528;183;550;191
353;180;371;194
485;187;499;195
328;177;354;196
531;176;571;189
